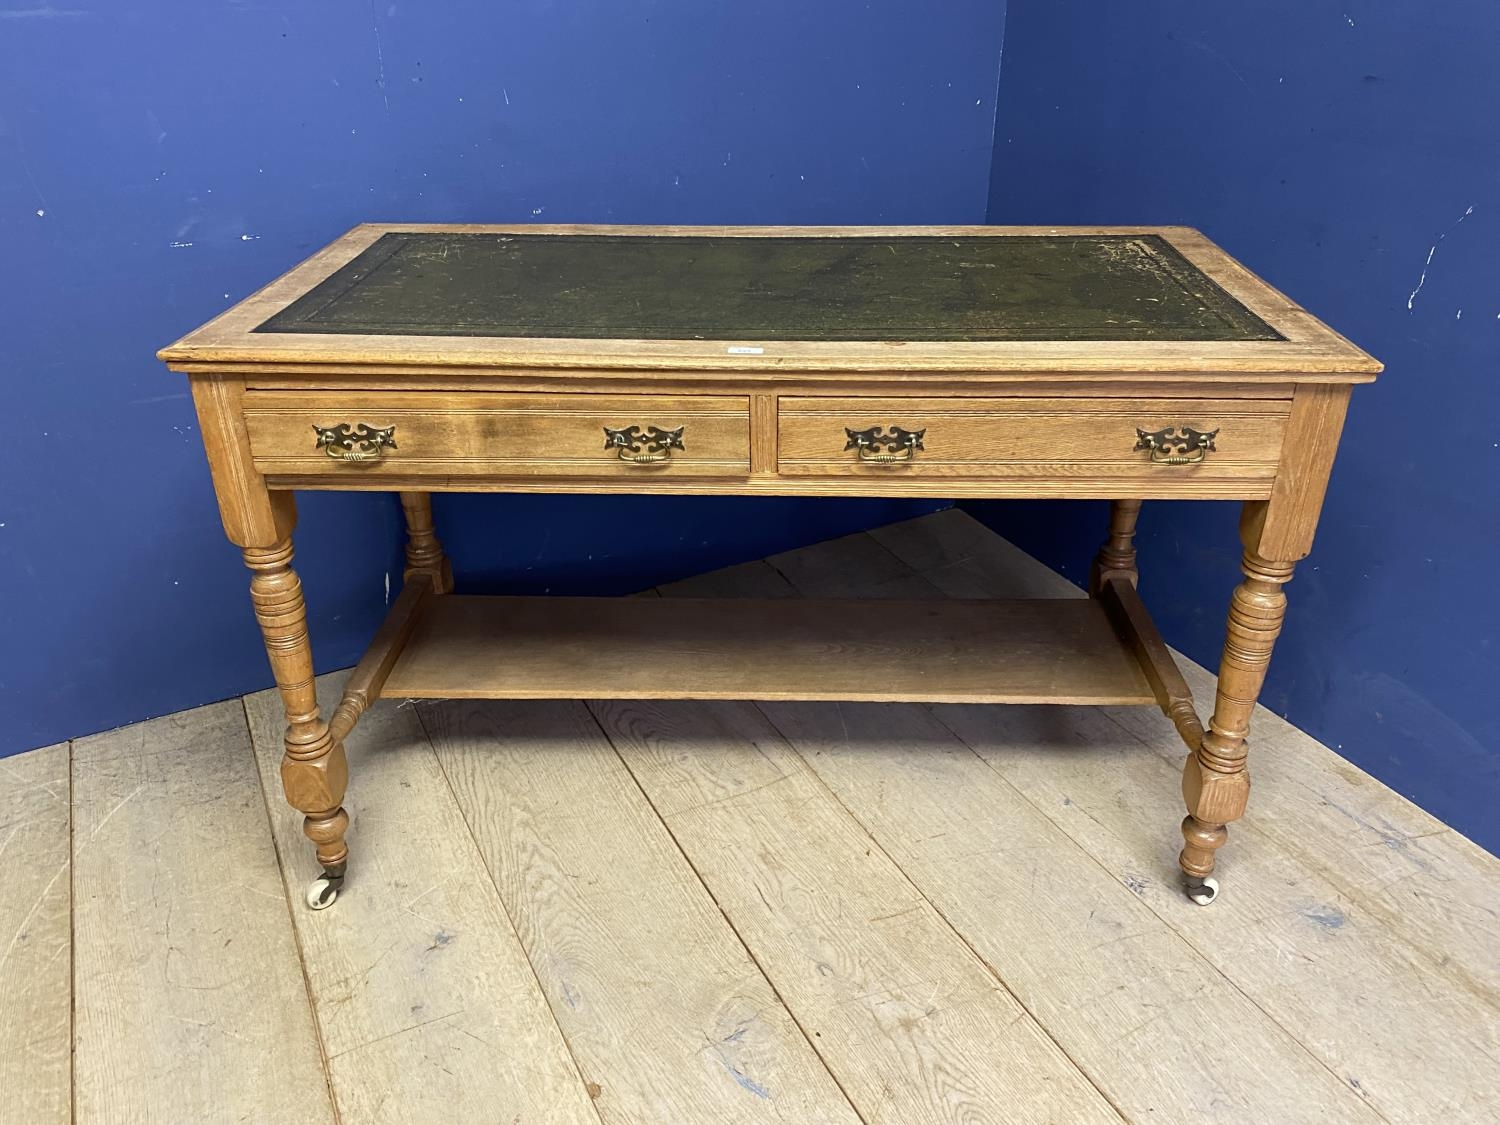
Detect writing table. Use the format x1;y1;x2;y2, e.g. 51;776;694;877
160;225;1379;910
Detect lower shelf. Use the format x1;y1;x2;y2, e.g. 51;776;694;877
379;594;1158;706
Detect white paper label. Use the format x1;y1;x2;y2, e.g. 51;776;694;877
726;345;765;355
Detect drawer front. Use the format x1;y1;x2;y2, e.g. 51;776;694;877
777;397;1290;483
243;392;751;477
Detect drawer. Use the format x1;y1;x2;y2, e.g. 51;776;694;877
242;392;751;477
777;397;1290;482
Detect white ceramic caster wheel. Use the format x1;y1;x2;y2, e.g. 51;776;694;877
1185;875;1220;906
306;876;341;910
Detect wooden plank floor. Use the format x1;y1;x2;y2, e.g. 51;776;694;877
5;509;1498;1123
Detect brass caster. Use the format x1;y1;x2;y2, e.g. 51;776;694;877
1185;874;1220;906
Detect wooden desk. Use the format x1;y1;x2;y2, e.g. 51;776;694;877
160;225;1379;910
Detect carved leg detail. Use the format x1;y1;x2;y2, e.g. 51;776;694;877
1091;499;1143;594
243;539;350;909
1180;549;1295;903
400;491;453;593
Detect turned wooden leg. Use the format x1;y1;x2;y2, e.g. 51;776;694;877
399;491;453;593
243;538;350;910
1179;548;1295;904
1090;499;1143;594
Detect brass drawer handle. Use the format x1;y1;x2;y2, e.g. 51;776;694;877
604;424;685;465
845;425;925;465
1135;426;1218;465
314;423;397;462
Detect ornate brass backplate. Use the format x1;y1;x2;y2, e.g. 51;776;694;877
313;422;397;462
604;424;686;465
845;425;926;465
1134;426;1218;465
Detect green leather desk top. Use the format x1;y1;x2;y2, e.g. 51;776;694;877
255;232;1281;344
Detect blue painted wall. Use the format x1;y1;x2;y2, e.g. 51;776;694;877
0;2;1008;753
973;3;1500;850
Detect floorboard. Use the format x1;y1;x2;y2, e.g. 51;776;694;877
244;673;602;1125
0;744;71;1125
768;532;941;599
70;703;334;1125
938;699;1500;1122
420;696;862;1123
591;695;1123;1124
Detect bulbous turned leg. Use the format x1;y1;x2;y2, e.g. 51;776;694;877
243;539;350;910
1180;549;1295;904
1091;499;1143;594
399;491;453;593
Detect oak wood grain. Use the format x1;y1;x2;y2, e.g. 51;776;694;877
243;535;349;877
1089;498;1142;593
750;394;778;474
379;594;1156;705
259;471;1280;500
187;373;295;547
778;396;1289;485
1098;576;1205;752
234;371;1305;396
243;390;751;478
1240;383;1353;560
328;572;433;744
1180;549;1295;880
398;492;454;592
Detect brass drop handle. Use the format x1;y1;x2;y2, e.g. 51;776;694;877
314;423;397;462
845;425;925;465
604;424;685;465
1135;426;1218;465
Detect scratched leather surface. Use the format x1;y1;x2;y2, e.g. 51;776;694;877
256;232;1280;342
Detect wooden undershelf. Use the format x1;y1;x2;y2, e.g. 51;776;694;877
379;595;1157;706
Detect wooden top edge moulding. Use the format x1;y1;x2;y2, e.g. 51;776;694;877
159;224;1381;379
